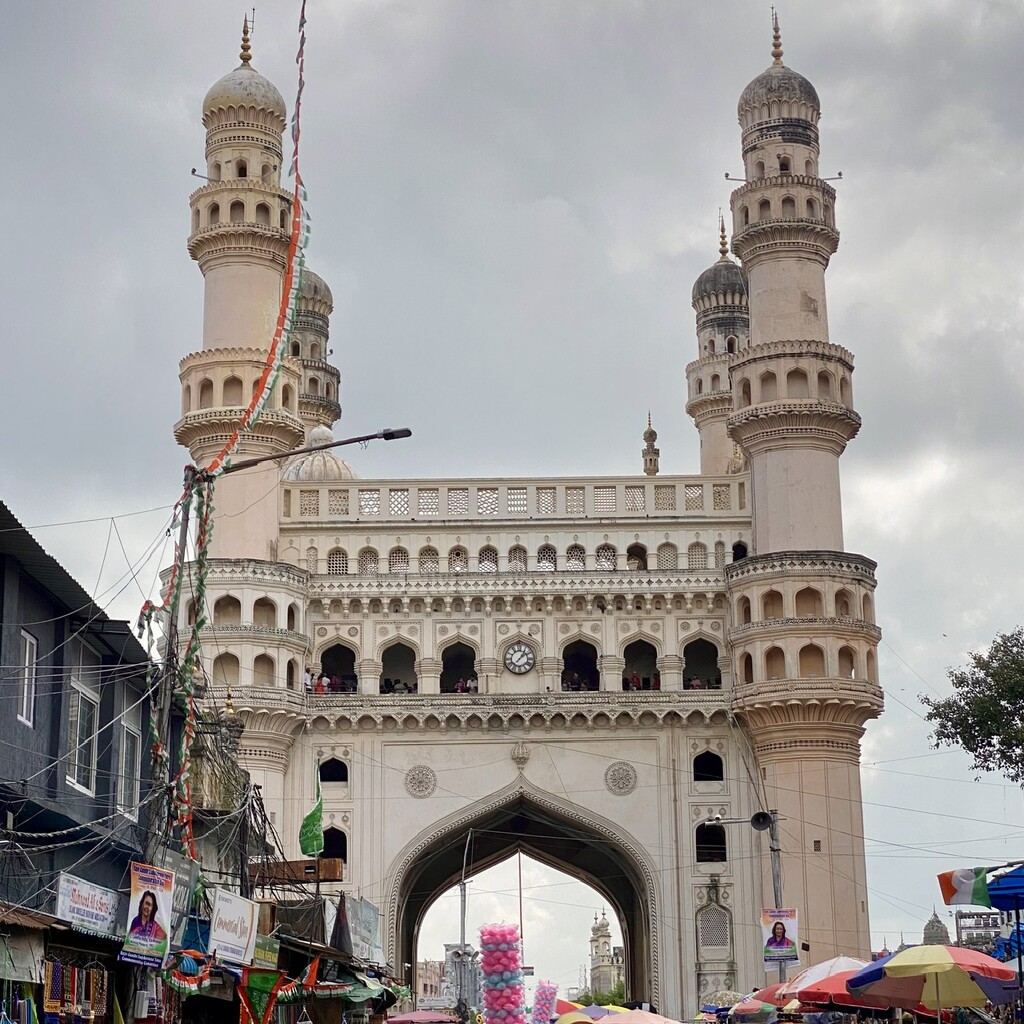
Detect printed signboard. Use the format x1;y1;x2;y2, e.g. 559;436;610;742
761;907;800;967
119;862;175;968
56;873;121;938
209;888;259;965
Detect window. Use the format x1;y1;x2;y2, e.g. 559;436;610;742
18;630;37;726
419;546;439;573
537;545;557;571
118;724;141;815
566;544;586;571
478;546;499;572
693;751;724;782
67;685;99;793
695;823;727;863
595;544;616;570
508;546;527;572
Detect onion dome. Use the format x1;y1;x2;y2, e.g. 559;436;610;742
591;911;611;937
737;15;819;120
202;19;287;131
297;267;334;315
283;426;359;482
643;413;657;446
692;218;747;305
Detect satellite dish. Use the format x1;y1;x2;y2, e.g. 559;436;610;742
750;811;773;831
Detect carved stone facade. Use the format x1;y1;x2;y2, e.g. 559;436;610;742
171;18;881;1018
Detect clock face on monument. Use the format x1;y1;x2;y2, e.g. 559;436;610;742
504;641;536;674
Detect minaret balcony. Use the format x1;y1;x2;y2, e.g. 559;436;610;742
188;222;291;266
189;178;292;205
728;616;881;645
685;390;733;424
299;393;342;420
727;399;861;457
731;216;839;266
174;407;305;461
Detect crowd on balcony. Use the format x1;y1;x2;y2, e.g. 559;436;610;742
305;667;357;694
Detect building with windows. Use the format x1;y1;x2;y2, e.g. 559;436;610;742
0;500;151;912
590;911;626;996
174;18;883;1014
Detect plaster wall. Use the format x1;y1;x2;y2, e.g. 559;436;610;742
203;262;282;350
746;259;828;347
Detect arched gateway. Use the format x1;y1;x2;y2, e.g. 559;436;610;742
387;783;658;1003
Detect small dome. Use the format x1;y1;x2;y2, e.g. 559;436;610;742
692;258;747;305
738;63;819;119
591;912;611;936
283;426;358;482
298;267;334;312
202;23;286;130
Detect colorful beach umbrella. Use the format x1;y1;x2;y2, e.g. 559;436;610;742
780;956;869;1002
846;945;1020;1011
751;985;786;1008
580;1007;613;1020
556;1002;584;1016
728;999;776;1023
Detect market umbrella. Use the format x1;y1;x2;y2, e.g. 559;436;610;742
751;985;786;1008
556;1002;584;1016
580;1007;613;1019
704;992;745;1010
611;1010;684;1024
780;956;869;1001
846;945;1020;1013
728;999;776;1023
601;1008;630;1015
555;1012;597;1024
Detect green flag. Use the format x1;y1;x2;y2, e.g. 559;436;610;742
299;773;324;857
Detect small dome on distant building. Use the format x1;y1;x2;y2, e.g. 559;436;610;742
737;16;819;120
591;911;611;937
203;20;287;130
923;911;951;946
692;219;747;305
297;267;334;315
283;426;358;482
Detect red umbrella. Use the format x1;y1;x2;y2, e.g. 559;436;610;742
793;970;890;1009
751;985;786;1008
556;1001;583;1016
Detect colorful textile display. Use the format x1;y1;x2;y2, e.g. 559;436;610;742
480;924;527;1024
532;982;558;1024
238;967;286;1024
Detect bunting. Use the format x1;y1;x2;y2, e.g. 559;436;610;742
238;968;286;1024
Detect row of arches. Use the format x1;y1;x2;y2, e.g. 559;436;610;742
737;642;877;683
743;97;817;123
183;375;298;414
290;339;327;362
206;159;275;183
201;595;301;631
737;586;874;624
192;199;288;233
312;540;746;576
702;334;744;357
735;367;851;409
304;376;337;400
751;156;815;179
739;194;822;227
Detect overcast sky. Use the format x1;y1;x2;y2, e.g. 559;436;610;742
3;0;1024;999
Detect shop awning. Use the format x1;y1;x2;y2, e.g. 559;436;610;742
1;931;45;983
0;903;69;931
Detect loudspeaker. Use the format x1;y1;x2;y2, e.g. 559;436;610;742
750;810;773;831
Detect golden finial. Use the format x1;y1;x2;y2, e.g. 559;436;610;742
240;16;253;65
224;687;236;715
718;212;729;261
771;8;784;65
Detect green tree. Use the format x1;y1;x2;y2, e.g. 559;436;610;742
573;980;626;1007
922;627;1024;783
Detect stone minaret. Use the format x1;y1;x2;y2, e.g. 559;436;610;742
686;217;749;475
725;17;883;961
642;414;660;476
174;21;306;558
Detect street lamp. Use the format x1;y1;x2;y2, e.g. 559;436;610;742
708;810;787;982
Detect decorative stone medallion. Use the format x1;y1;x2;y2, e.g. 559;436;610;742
498;624;510;635
605;761;638;796
559;623;570;634
347;627;359;637
317;626;328;637
404;765;437;798
511;742;530;770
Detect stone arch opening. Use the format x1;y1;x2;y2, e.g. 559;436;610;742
561;638;599;691
623;639;658;689
440;641;477;693
683;638;720;689
320;643;357;690
392;789;655;1005
626;544;648;571
381;641;417;694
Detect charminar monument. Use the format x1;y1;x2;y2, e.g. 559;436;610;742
172;15;883;1014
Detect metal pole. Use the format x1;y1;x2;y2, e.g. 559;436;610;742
145;465;197;865
768;811;786;985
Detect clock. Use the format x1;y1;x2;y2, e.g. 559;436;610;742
504;641;536;674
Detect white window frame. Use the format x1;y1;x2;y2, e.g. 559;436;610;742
17;630;37;726
66;684;100;795
118;723;142;817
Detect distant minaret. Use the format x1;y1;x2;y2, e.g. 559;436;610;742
686;217;749;475
642;414;660;476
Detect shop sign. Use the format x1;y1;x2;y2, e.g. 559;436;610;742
119;862;175;968
209;889;259;965
56;873;121;938
346;896;385;964
761;907;800;967
253;934;281;970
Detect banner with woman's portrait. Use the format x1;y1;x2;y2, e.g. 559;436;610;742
118;862;174;968
762;907;799;967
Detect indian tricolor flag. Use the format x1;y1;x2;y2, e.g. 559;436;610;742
937;866;991;907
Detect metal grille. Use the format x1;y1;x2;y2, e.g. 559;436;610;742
477;488;499;515
419;547;439;573
478;546;498;572
566;544;586;571
508;488;527;514
283;490;292;517
698;904;731;949
654;485;676;511
688;542;708;570
536;488;556;514
449;546;468;573
685;484;704;510
389;489;410;515
359;489;381;515
328;489;349;515
299;490;319;517
625;486;645;512
448;489;469;515
306;547;318;574
327;549;348;575
713;484;731;510
657;543;678;570
358;548;379;574
594;487;615;513
537;545;557;571
508;546;527;572
388;547;410;573
418;489;439;515
566;487;585;515
596;544;616;570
